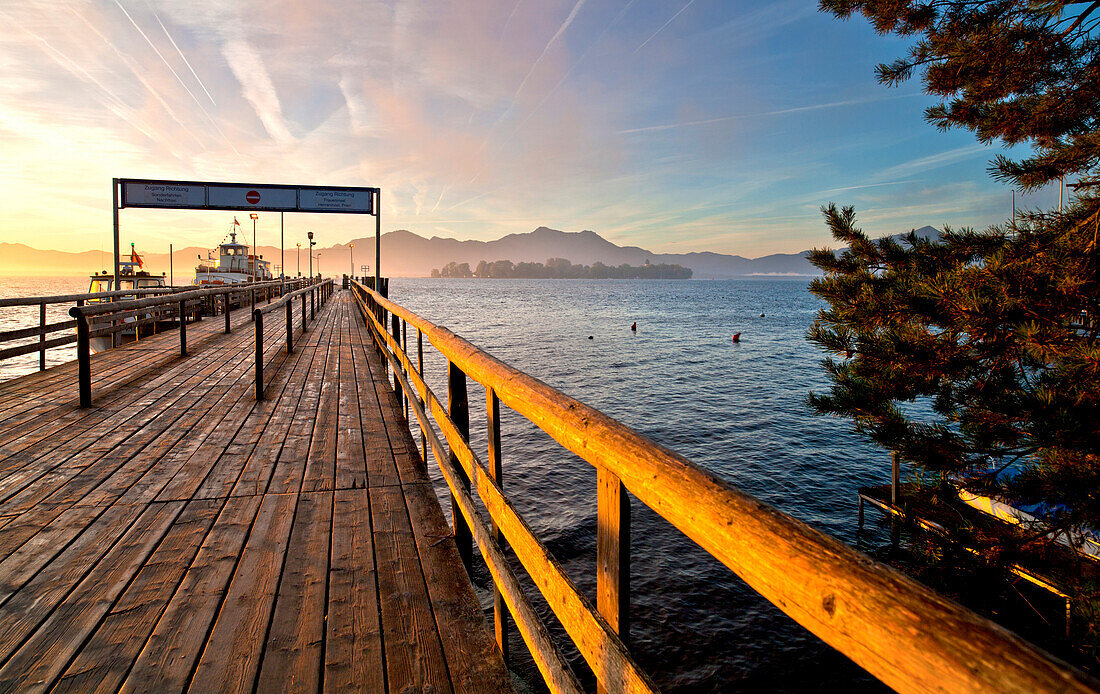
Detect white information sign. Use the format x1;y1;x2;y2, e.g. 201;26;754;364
118;179;376;214
207;185;298;211
299;189;373;213
122;182;206;208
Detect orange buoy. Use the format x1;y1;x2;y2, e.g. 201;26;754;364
732;332;741;343
631;322;637;331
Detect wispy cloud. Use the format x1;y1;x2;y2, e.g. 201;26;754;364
221;37;295;144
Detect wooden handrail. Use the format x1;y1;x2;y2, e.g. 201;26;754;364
350;280;1098;694
0;286;181;308
66;279;311;407
253;279;334;400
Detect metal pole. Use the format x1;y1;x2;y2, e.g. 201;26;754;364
374;188;381;293
253;217;257;284
112;178;120;297
280;211;285;295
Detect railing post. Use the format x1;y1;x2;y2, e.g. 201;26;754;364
76;313;91;408
487;388;508;660
418;329;427;464
255;310;264;400
448;361;472;572
39;302;46;371
285;300;293;353
597;467;631;650
301;293;307;332
178;299;187;357
224;291;231;334
391;312;404;415
310;287;315;320
251;288;256;321
402;319;408;420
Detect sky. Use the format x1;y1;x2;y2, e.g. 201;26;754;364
0;0;1067;258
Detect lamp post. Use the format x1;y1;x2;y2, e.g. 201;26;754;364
249;213;259;284
296;243;301;277
349;242;354;280
307;231;314;280
316;252;322;279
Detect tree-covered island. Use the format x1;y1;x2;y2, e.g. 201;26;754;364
431;258;692;279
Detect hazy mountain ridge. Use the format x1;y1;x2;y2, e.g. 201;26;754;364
0;225;942;278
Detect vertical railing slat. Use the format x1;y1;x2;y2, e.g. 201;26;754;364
487;387;508;660
418;328;426;464
597;467;631;651
448;361;473;572
255;310;264;400
178;299;187;357
38;302;46;371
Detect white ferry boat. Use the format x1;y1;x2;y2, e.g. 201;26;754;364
194;219;273;285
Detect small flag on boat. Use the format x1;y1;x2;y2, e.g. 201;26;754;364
234;217;240;226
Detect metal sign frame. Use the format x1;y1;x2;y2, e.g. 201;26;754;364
111;178;381;293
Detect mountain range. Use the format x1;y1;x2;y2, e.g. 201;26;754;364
0;225;942;279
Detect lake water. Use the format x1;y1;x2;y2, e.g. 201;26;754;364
389;278;893;692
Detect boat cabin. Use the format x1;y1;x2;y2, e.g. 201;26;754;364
194;229;272;284
88;260;166;298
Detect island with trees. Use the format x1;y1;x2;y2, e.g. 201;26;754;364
430;257;692;279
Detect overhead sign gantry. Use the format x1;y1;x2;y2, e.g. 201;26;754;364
111;178;381;290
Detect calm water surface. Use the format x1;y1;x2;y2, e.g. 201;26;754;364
390;278;893;692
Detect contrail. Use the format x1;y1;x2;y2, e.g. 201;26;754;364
1;11;158;142
66;6;211;150
146;0;217;105
514;0;639;134
112;1;206;111
467;0;590;184
633;0;695;55
617;93;922;134
485;0;588;141
105;2;239;153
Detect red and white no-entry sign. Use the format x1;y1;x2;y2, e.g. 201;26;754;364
246;190;261;204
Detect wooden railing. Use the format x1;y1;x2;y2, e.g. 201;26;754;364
349;280;1098;694
253;279;334;400
0;286;187;369
69;279;309;407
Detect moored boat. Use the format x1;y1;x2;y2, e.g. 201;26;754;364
194;218;272;285
86;246;169;351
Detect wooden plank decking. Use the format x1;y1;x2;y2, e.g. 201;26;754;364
0;290;511;693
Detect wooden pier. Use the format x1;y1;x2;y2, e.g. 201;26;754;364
0;290;510;692
0;283;1095;694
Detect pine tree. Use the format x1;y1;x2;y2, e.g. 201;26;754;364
810;1;1100;530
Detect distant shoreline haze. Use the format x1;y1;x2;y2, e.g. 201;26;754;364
0;225;939;278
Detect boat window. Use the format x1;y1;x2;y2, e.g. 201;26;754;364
136;278;163;288
89;279;110;293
